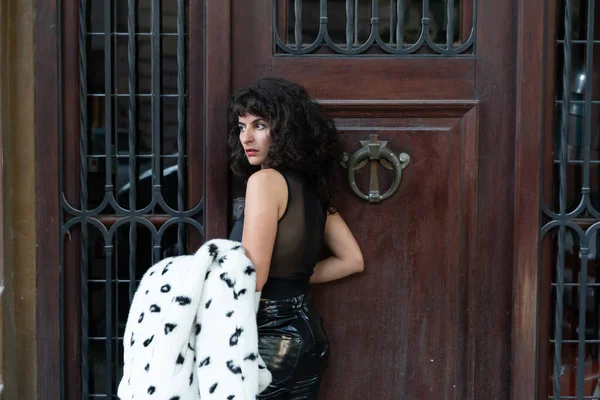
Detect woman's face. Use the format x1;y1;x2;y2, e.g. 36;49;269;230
238;113;272;168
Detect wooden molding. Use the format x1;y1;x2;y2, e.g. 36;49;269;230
0;0;6;395
204;0;231;240
34;0;61;398
512;0;547;398
320;99;479;118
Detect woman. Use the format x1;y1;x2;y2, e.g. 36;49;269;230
228;78;364;399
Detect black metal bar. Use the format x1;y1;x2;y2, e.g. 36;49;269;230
577;247;589;400
582;0;595;215
58;0;66;398
396;0;404;49
153;244;161;266
87;32;184;36
320;0;327;36
553;160;600;164
354;0;358;45
104;0;113;190
372;0;379;32
151;0;161;193
176;0;186;255
128;0;138;301
551;282;600;287
389;0;393;44
86;32;187;37
112;0;120;353
78;0;89;397
88;93;185;97
558;39;600;44
295;0;302;49
78;0;88;243
446;0;454;49
422;0;430;37
346;0;353;49
105;245;114;398
88;154;186;159
556;100;600;104
554;0;572;398
103;0;114;396
577;1;595;398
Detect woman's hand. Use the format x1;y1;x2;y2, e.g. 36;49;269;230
310;212;364;284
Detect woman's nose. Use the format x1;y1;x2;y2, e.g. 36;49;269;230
241;129;253;143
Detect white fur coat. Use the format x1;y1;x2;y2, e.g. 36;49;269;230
118;239;272;400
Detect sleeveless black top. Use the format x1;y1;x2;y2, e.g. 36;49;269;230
229;170;326;299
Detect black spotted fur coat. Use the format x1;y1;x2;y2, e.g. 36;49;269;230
118;239;272;399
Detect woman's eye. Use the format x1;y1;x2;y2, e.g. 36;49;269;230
238;125;245;131
256;123;266;130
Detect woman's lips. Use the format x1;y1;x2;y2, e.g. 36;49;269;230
245;149;258;156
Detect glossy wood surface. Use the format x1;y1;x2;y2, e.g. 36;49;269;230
34;0;61;398
313;103;479;399
512;0;547;398
230;0;516;398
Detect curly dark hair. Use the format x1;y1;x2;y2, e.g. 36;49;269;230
228;78;342;214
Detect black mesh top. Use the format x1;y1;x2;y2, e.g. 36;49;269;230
229;169;326;299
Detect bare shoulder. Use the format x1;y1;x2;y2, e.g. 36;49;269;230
245;170;288;218
246;168;287;194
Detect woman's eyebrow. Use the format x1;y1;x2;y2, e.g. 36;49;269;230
238;118;266;126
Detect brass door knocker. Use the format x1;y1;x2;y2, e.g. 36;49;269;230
341;134;410;203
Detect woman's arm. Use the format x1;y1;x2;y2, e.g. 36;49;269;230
241;169;287;291
310;212;364;284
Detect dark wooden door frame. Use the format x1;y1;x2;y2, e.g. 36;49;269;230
470;0;517;398
204;0;231;240
511;0;547;398
34;0;61;397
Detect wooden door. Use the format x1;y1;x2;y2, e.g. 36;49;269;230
205;0;516;398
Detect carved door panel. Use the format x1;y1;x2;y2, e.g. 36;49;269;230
313;103;478;398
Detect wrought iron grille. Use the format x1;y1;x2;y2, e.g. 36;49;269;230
273;0;476;56
543;0;600;399
59;0;202;398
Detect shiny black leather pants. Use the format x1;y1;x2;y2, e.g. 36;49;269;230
257;292;329;400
